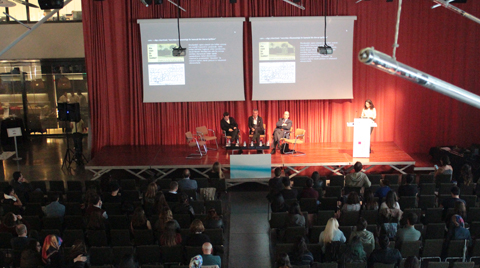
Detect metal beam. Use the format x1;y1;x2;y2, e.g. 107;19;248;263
358;47;480;109
0;0;73;57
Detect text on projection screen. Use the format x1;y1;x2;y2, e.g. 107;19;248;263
138;18;245;103
251;16;356;101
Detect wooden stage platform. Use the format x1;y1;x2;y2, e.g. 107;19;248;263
86;142;416;180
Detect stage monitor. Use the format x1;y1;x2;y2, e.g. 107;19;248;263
250;16;356;101
138;18;245;103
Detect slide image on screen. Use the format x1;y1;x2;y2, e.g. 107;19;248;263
251;16;356;100
148;44;185;63
259;42;296;61
148;64;185;86
138;18;245;102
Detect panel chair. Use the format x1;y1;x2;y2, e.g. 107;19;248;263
282;128;306;156
196;126;218;150
185;131;207;159
223;129;242;147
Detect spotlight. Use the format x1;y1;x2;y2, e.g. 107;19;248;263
154;0;163;3
230;0;237;3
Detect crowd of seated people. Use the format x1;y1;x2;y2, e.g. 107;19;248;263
0;168;225;267
270;161;480;268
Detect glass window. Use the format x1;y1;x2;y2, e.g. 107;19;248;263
6;3;28;21
58;0;82;21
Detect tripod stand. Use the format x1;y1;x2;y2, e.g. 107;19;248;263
62;121;75;170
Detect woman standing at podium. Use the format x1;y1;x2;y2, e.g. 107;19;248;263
361;99;376;152
361;99;376;121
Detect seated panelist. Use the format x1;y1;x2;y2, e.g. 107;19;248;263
248;109;265;146
271;111;292;154
220;112;239;144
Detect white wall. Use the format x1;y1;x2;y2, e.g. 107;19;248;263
0;22;84;60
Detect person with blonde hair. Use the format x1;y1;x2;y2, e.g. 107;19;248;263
207;162;225;179
318;218;346;253
184;219;211;247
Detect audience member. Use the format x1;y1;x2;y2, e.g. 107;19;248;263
65;240;88;268
178;169;198;191
395;212;421;249
2;185;23;211
201;242;222;267
298;178;319;200
340;236;367;264
345;162;371;188
203;208;224;229
85;195;108;219
446;214;471;243
440;186;466;219
206;161;225;179
102;181;122;204
154;208;180;235
319;218;346;253
379;191;402;222
375;179;391;201
460;164;474;186
143;182;157;207
165;181;179;202
285;202;305;227
189;255;203;268
276;252;292;268
311;171;324;189
398;174;418;197
184;219;211;247
271;192;287;213
367;235;402;268
349;218;375;253
362;190;378;211
130;207;152;232
280;177;297;200
446;201;468;228
159;220;182;246
289;236;313;266
43;193;65;219
10;172;33;204
41;235;66;268
0;212;25;236
20;240;43;268
341;192;361;212
172;193;195;221
11;224;34;267
434;155;453;178
269;168;284;197
153;191;170;216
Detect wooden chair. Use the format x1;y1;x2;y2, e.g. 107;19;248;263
282;128;306;156
185;131;207;158
248;124;266;143
196;126;218;150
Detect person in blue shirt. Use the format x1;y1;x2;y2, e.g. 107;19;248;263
375;179;391;203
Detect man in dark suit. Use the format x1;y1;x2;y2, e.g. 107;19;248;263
220;112;239;144
271;111;292;154
248;109;265;146
11;224;34;267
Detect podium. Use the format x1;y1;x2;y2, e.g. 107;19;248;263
347;118;377;157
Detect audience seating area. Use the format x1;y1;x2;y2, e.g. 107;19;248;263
270;173;480;268
0;177;226;268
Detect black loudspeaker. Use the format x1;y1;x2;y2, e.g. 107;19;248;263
58;103;81;122
38;0;64;10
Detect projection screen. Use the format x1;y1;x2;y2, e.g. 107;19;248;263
138;18;245;102
251;16;356;100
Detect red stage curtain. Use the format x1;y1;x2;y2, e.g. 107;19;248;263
82;0;480;156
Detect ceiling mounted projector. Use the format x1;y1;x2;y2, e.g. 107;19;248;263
172;46;186;57
317;45;333;55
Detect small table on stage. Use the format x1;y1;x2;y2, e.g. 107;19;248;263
226;145;270;154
